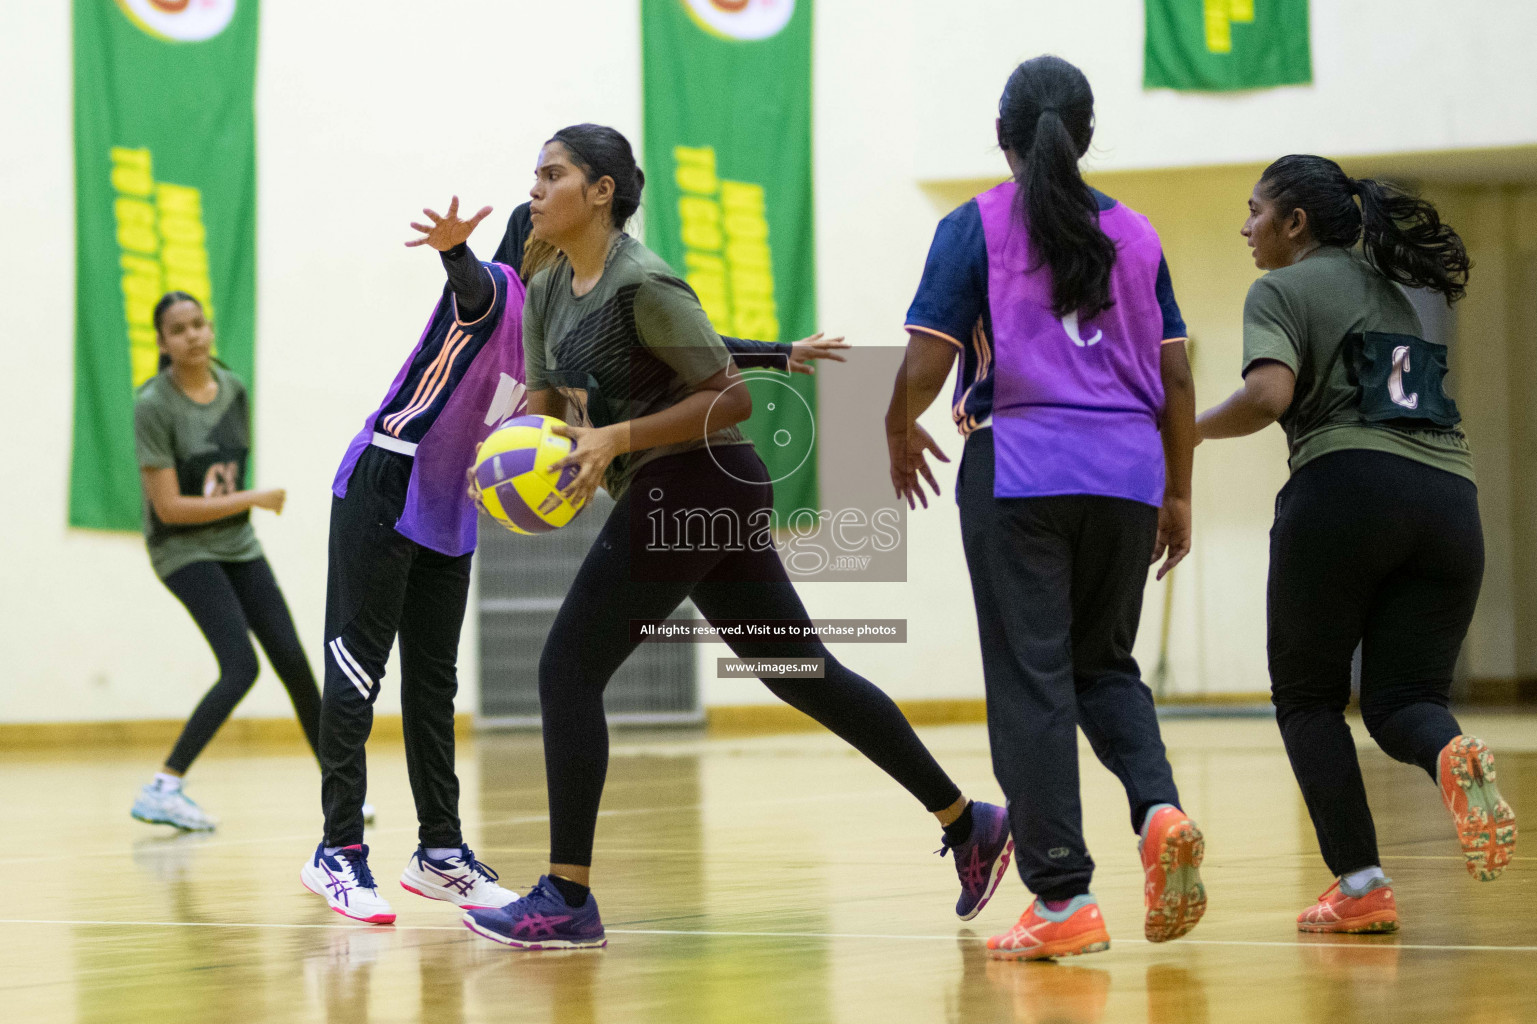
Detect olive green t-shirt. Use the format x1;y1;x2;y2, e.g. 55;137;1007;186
523;233;750;499
1242;246;1474;481
134;365;263;580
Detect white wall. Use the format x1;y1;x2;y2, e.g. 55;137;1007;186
5;1;1536;723
914;1;1537;181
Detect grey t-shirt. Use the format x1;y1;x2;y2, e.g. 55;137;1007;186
522;233;750;498
134;365;263;580
1242;246;1474;482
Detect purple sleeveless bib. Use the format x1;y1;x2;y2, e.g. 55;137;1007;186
332;262;527;556
977;181;1168;506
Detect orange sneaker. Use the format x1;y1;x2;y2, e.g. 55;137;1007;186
1139;804;1207;942
1438;735;1517;882
1297;877;1398;934
987;896;1112;961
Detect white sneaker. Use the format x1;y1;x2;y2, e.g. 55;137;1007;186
301;843;396;924
131;782;216;831
400;845;518;910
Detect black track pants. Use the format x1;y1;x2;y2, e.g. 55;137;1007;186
319;445;471;848
1268;449;1483;876
958;428;1181;902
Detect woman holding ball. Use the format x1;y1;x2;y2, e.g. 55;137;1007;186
301;193;850;926
462;124;1011;952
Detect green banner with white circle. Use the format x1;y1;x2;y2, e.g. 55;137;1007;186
641;0;818;522
70;0;258;531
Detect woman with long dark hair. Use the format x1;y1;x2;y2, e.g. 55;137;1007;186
462;123;1012;950
887;56;1206;960
130;292;325;831
1198;155;1515;933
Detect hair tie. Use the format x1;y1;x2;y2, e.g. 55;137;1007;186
1346;178;1361;197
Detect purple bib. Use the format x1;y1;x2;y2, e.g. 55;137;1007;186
977;181;1168;506
333;262;527;556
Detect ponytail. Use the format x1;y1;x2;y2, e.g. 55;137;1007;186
1259;155;1470;304
998;56;1116;319
1353;177;1469;304
521;236;563;283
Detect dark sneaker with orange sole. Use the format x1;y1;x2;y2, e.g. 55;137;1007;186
1297;876;1399;934
987;896;1112;961
1438;735;1517;882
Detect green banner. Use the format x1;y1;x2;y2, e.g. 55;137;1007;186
641;0;818;522
71;0;258;531
1144;0;1311;91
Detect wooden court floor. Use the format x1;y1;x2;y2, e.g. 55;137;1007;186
2;714;1533;1024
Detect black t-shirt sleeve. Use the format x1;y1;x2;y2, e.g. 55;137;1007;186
721;335;791;369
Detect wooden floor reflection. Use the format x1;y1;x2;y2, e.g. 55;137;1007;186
2;715;1533;1023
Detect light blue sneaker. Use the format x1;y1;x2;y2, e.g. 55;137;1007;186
131;782;216;831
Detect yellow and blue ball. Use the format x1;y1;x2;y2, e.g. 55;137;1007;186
472;414;586;535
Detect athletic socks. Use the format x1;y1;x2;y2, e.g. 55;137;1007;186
153;772;183;792
425;847;461;862
548;874;591;908
1140;802;1176;839
941;801;975;848
1042;898;1074;913
1342;866;1388;892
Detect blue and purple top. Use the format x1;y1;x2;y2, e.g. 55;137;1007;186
905;181;1187;507
333;261;528;557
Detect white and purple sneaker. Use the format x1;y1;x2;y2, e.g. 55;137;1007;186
301;843;396;925
462;875;606;949
400;845;517;910
940;801;1014;921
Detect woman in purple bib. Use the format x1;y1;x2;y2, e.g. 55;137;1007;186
887;56;1205;960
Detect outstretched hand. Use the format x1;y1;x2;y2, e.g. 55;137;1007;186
786;332;851;376
406;195;493;252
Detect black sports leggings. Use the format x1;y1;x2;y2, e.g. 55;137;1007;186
539;445;962;867
161;557;322;773
1268;449;1484;877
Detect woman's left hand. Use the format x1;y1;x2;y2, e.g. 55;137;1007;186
550;423;625;508
786;332;851;375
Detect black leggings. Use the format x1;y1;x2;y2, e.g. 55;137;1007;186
539;445;962;867
161;557;322;773
1268;449;1484;876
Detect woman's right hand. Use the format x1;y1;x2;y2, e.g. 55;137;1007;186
251;488;287;514
406;195;493;252
1152;496;1191;580
886;420;950;510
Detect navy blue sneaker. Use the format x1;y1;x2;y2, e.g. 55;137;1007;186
939;800;1014;920
462;875;606;949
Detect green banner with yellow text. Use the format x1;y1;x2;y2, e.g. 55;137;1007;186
642;0;817;521
1145;0;1311;91
71;0;258;531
